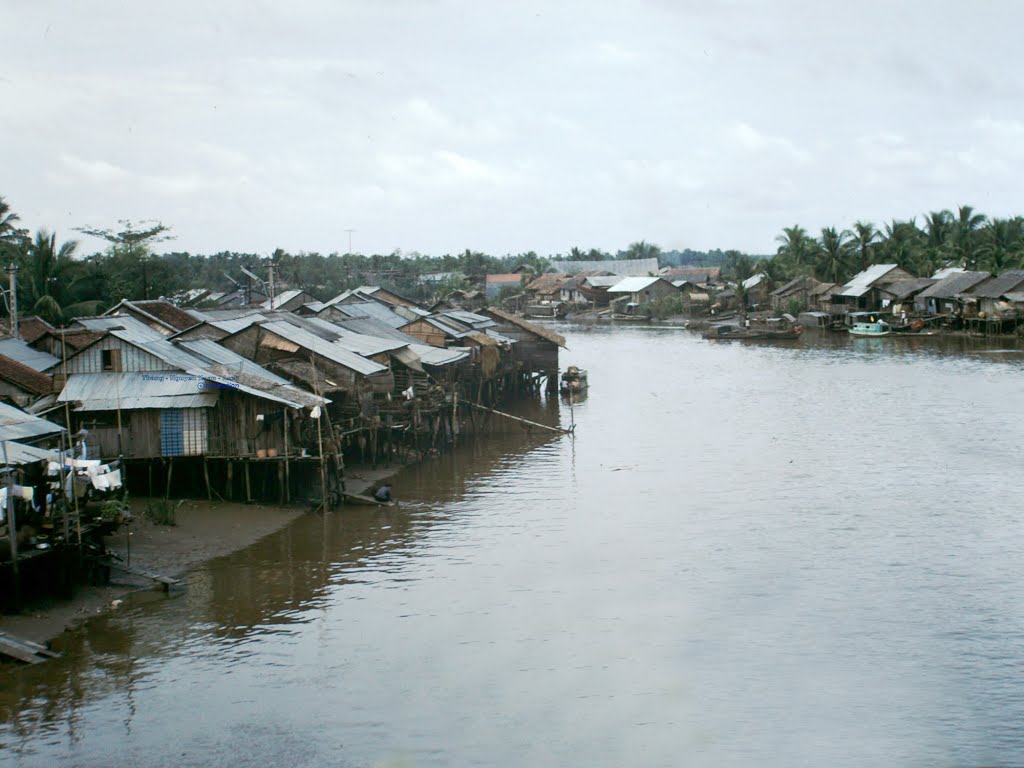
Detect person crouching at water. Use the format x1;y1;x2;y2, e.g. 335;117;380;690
374;484;392;502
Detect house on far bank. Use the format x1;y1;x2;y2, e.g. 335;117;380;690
832;264;915;313
769;275;820;312
548;257;659;276
607;276;679;312
966;270;1024;317
742;273;773;309
914;271;992;316
485;273;525;300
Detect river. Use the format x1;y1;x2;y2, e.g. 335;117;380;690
2;325;1024;767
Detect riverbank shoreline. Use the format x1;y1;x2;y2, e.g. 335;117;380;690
0;462;406;647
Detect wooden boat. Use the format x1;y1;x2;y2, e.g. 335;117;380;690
849;321;890;337
343;492;397;507
702;324;803;341
560;366;588;396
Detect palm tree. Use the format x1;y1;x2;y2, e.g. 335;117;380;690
24;230;79;322
774;225;816;277
816;227;852;284
0;196;26;256
849;221;879;273
624;241;662;261
977;217;1024;272
953;204;987;269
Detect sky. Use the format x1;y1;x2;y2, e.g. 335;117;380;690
4;0;1024;258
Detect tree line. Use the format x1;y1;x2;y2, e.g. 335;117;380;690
722;205;1024;286
3;193;1021;325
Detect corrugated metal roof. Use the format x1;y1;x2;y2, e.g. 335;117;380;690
607;276;662;293
742;273;769;290
481;308;567;347
258;321;389;376
582;275;622;288
330;330;408;357
441;310;495;329
408;343;470;366
58;372;219;410
335;301;408;328
931;266;966;280
548;257;659;275
329;317;422;343
837;264;901;298
917;271;991;299
177;339;292;385
969;270;1024;298
421;316;473;338
262;289;306;310
0;401;65;440
0;338;61;372
0;440;57;466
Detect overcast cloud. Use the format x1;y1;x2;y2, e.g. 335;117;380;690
4;0;1024;257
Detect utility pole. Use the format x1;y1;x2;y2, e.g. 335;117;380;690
268;257;275;309
345;229;356;256
6;264;18;340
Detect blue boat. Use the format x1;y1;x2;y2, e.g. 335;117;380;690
849;321;890;337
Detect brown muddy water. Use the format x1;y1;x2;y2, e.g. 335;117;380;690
3;325;1024;767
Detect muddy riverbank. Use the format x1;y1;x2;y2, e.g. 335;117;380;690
0;463;402;646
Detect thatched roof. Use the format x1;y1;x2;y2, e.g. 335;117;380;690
481;307;567;347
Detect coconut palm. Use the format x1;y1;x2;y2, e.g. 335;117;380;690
27;230;78;301
774;225;817;278
977;217;1024;272
953;204;987;269
816;227;853;284
0;196;27;255
849;221;879;274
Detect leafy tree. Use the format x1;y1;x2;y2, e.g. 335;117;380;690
75;220;175;299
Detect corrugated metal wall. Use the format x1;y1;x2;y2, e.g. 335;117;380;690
65;338;176;374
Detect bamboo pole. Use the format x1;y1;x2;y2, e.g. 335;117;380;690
467;402;573;434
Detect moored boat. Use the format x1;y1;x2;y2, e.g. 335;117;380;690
560;366;588;396
702;324;803;341
849;321;890;337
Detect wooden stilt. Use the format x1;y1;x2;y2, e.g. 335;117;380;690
203;457;212;501
244;460;252;502
226;461;234;500
165;458;174;499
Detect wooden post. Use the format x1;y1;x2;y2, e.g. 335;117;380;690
277;461;285;505
2;442;21;611
244;459;252;503
203;457;212;501
282;408;290;503
165;457;174;499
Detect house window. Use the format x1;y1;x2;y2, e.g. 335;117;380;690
101;349;121;372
